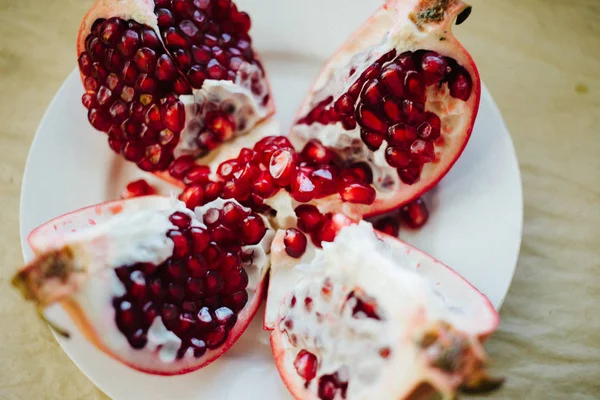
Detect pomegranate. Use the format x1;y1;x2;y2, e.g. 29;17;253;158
77;0;274;178
291;0;480;216
13;196;274;375
266;221;502;399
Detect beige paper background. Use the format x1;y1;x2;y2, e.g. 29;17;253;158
0;0;598;398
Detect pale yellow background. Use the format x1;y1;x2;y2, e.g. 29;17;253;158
0;0;598;399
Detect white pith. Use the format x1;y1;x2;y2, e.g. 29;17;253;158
269;222;498;400
290;0;479;216
26;196;274;374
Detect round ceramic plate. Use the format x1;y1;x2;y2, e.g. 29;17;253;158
19;1;523;398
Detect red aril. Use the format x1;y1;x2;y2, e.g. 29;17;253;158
121;178;156;199
291;0;481;217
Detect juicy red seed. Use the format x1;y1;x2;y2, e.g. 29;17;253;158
169;211;192;229
204;207;222;226
115;300;138;333
207;59;226;79
253;171;277;198
135;74;157;93
334;93;355;115
129;270;147;301
169;156;196;179
169;230;190;259
402;100;425;124
404;70;426;103
211;224;235;244
398;165;422;184
160;101;185;133
360;130;384;151
318;375;338;400
222;268;249;295
221;202;247;227
206;112;235;141
294;350;318;381
184;165;211;184
240;215;266;245
269;148;297;186
388;123;417;147
164;27;189;48
88;108;112;131
155;54;177;81
449;68;473;101
290;169;316;203
284;228;307;258
156;8;175;27
186;255;208;278
205;270;224;295
340;183;376;205
382;96;403;123
402;198;429;228
133;47;157;73
356;105;387;134
204;181;224;202
373;216;401;237
379;63;405;97
78;53;93;75
189;226;210;253
100;18;124;46
410;140;435;163
204;243;223;269
186;277;205;298
220;252;241;274
385;147;411;168
360;79;384;106
205;326;228;349
196;307;213;328
179;185;205;209
421;51;448;85
118;30;140;57
294;205;323;233
311;165;339;198
317;215;338;245
344;162;373;185
222;291;248;312
214;307;236;328
121;179;156;199
82;93;96;109
417;112;441;141
300;140;332;164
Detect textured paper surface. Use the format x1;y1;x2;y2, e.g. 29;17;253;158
0;0;598;399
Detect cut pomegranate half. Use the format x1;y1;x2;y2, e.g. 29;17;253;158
266;221;502;399
14;195;274;375
77;0;274;179
291;0;480;216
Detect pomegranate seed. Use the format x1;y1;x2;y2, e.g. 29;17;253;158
269;148;297;186
294;350;318;381
253;171;277;198
360;79;384;106
290;169;316;202
160;101;185;133
100;18;124;46
204;181;224;202
449;67;472;101
169;156;196;179
222;291;248;312
186;255;208;278
318;375;338;400
334;94;355;115
300;140;332;164
211;224;235;244
221;202;246;227
207;112;235;141
385;147;411;168
179;185;205;209
214;307;236;328
169;230;190;259
410;140;435;163
169;212;191;230
189;226;210;253
284;229;307;258
203;243;223;270
402;198;429;228
240;215;266;245
220;252;241;275
340;183;376;205
356;105;387;134
115;300;138;333
295;205;323;233
205;270;224;296
387;123;417;147
221;268;249;295
382;96;403;123
404;70;426;103
88;108;112;131
205;326;228;349
373;216;401;237
342;162;373;185
133;47;157;73
360;130;384;151
402;100;425;124
398;165;422;184
379;63;405;97
135;73;157;94
311;165;339;198
421;51;448;85
121;179;156;199
196;307;213;329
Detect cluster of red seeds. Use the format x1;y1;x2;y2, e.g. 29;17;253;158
175;136;377;212
298;50;472;185
112;204;265;357
79;1;267;171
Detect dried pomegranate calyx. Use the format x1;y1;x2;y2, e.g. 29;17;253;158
267;221;501;400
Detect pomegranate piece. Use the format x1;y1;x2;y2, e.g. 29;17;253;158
12;196;273;375
267;221;502;400
76;0;274;182
121;179;156;199
291;0;481;217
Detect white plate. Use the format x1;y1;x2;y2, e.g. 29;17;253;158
19;1;523;399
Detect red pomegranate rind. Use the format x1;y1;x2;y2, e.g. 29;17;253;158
16;196;272;375
290;0;481;217
77;0;274;178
